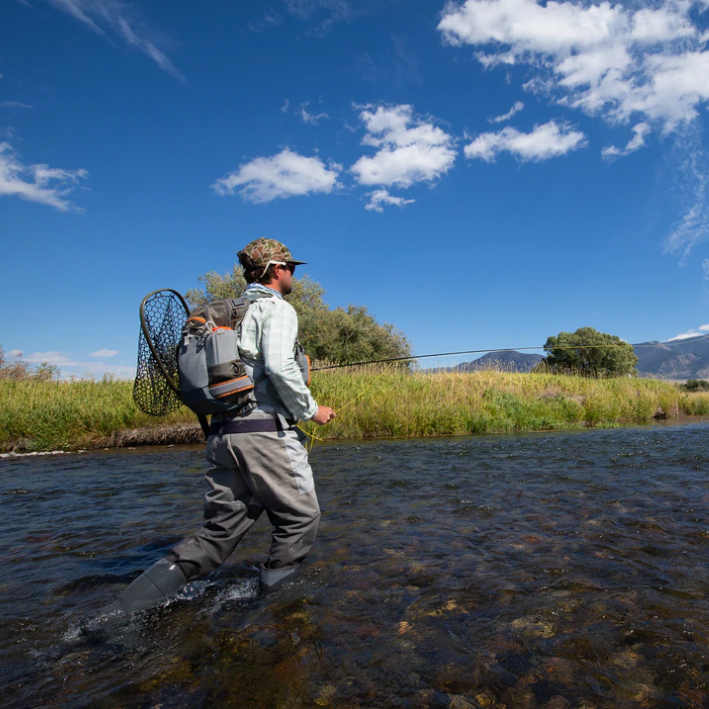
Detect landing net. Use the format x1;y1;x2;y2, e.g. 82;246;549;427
133;289;189;416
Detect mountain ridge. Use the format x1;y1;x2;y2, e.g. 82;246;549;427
436;333;709;379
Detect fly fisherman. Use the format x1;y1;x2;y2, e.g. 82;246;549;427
99;239;336;615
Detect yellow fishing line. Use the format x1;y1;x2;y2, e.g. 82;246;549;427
299;363;394;453
296;424;323;442
334;363;393;415
296;424;322;454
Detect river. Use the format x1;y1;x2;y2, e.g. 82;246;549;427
2;422;709;708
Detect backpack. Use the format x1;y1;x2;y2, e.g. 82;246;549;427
177;297;312;417
177;298;255;416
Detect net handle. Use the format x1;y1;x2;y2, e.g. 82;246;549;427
139;289;189;395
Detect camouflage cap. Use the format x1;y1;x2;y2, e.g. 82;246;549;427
238;238;306;269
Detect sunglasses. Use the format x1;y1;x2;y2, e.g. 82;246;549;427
260;260;296;277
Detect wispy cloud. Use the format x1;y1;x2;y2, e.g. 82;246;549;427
35;0;184;80
20;350;100;366
299;102;329;125
602;123;651;160
489;101;524;124
247;9;284;33
282;0;383;35
351;104;456;189
356;34;422;88
465;121;586;163
365;189;415;213
0;141;87;211
251;0;391;36
0;101;33;109
663;125;709;261
212;148;342;203
91;349;119;357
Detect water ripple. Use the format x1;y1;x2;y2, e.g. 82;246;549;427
2;425;709;707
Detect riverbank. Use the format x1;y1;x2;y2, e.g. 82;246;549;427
2;369;709;453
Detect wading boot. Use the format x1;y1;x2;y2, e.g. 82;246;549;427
101;557;188;615
259;563;300;594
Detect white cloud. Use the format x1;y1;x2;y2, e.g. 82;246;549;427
37;0;183;80
21;351;99;366
365;189;415;213
665;332;702;341
9;349;134;378
703;259;709;279
91;349;119;357
438;0;709;134
299;102;329;125
663;125;709;260
465;120;586;162
212;148;342;203
350;104;456;188
665;324;709;341
282;99;290;113
0;141;87;211
602;122;651;160
0;102;33;109
489;101;524;123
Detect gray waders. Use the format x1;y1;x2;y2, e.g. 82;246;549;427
98;415;319;615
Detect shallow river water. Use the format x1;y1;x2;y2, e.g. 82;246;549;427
3;423;709;709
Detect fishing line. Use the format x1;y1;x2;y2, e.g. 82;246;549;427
299;363;396;452
311;338;702;371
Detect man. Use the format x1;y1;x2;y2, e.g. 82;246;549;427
101;238;336;615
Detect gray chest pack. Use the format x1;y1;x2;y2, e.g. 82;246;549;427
177;297;311;417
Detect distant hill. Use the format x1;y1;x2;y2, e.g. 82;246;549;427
436;351;544;373
634;334;709;379
425;334;709;380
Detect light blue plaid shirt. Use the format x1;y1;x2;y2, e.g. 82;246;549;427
239;284;318;422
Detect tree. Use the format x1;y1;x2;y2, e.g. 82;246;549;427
186;266;411;365
683;379;709;392
542;327;638;377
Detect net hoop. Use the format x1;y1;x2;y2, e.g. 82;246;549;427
139;289;189;394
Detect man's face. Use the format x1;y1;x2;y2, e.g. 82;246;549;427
278;263;295;295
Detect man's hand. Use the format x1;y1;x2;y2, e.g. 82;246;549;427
311;406;336;426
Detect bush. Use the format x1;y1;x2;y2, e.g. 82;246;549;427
682;379;709;392
543;326;638;378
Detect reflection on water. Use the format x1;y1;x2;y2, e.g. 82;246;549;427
2;423;709;708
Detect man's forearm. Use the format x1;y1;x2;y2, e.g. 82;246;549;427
266;358;318;421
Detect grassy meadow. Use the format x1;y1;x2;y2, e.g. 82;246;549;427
3;368;709;453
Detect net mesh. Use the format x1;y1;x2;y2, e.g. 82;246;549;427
132;290;188;416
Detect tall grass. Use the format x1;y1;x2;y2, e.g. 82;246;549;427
304;367;709;440
0;379;195;452
2;369;709;452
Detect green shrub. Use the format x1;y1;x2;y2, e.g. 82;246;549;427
682;379;709;392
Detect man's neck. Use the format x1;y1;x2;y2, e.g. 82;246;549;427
248;282;284;299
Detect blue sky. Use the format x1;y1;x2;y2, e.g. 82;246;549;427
2;0;709;378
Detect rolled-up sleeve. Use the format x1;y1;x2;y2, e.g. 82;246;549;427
261;300;319;421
